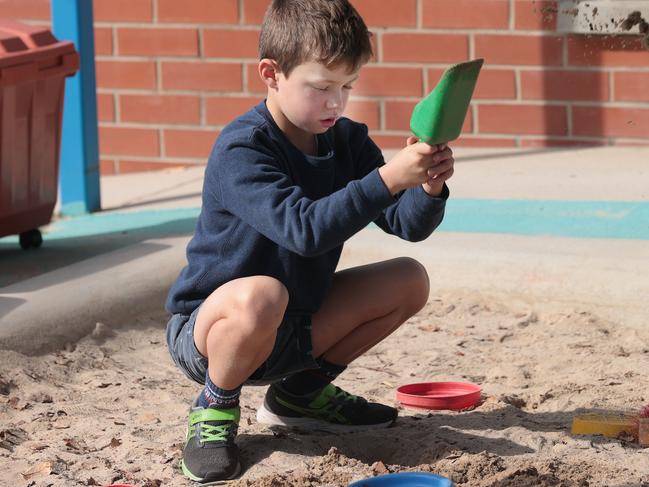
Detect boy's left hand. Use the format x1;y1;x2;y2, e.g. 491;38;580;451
406;136;454;196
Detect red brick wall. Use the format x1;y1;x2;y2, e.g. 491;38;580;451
4;0;649;174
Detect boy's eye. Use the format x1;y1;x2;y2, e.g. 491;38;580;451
313;85;328;91
343;85;353;90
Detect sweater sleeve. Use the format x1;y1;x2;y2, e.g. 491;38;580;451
374;184;449;241
210;135;396;258
353;126;449;242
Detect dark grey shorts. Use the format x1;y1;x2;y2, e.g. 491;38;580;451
166;306;319;386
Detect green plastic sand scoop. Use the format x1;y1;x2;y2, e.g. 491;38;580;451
410;58;484;145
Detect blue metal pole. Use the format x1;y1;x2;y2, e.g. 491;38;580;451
51;0;101;215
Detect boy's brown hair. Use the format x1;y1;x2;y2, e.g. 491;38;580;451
259;0;373;76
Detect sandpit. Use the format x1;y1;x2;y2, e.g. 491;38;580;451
2;284;648;486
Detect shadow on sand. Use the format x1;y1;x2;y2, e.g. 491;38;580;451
235;405;639;472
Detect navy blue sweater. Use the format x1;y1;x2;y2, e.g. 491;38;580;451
166;101;448;315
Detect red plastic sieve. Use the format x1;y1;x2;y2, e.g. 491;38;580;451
396;381;481;410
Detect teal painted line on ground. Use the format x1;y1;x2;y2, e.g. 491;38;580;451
440;199;649;240
0;199;647;243
44;207;200;239
0;208;200;244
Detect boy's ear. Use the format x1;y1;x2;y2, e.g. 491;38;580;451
258;59;280;90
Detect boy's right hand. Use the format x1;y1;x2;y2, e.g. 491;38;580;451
379;137;444;195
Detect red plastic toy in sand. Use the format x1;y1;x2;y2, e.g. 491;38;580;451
396;382;481;410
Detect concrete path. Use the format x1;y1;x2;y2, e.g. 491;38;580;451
1;147;648;354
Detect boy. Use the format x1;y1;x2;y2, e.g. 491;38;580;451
165;0;455;483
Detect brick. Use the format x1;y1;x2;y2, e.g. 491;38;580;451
385;100;472;133
204;29;260;59
514;0;558;31
94;28;113;56
96;60;157;90
354;67;423;97
371;134;411;150
97;93;115;122
206;96;265;125
118;28;198;57
475;34;564;66
243;0;270;24
117;160;199;174
164;129;219;158
383;33;469;64
422;0;510;29
352;0;417;27
521;70;609;101
99;127;160;157
93;0;152;22
453;136;517;147
614;72;649;102
158;0;238;24
573;107;649;138
613;140;649;147
100;159;117;175
0;0;50;20
520;138;605;148
428;68;516;99
246;63;267;93
373;134;513;149
478;104;568;135
343;100;380;130
120;95;201;124
464;109;475;134
567;35;649;67
385;100;417;132
162;62;242;91
475;69;517;99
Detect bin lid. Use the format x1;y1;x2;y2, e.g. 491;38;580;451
0;20;78;82
0;20;60;52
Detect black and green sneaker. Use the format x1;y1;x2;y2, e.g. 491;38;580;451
256;383;397;432
181;402;241;484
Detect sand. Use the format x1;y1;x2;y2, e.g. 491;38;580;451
2;283;649;487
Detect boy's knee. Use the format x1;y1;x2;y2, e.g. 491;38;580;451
397;257;430;312
233;276;289;331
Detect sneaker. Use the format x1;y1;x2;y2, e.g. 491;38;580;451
181;401;241;483
256;383;397;432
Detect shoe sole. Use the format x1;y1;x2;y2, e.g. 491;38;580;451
181;458;241;484
256;403;395;433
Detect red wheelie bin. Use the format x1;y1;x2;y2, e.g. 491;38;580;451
0;21;79;249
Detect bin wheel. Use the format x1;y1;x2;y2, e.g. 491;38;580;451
19;229;43;250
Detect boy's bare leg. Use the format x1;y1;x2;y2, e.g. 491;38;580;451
311;257;430;365
180;275;288;483
255;257;428;431
193;275;289;389
191;258;427;389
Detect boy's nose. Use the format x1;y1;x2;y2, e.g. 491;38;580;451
326;98;339;109
326;93;343;109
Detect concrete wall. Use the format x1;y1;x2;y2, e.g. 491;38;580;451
2;0;648;175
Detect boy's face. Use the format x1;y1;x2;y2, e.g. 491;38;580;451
264;60;359;143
